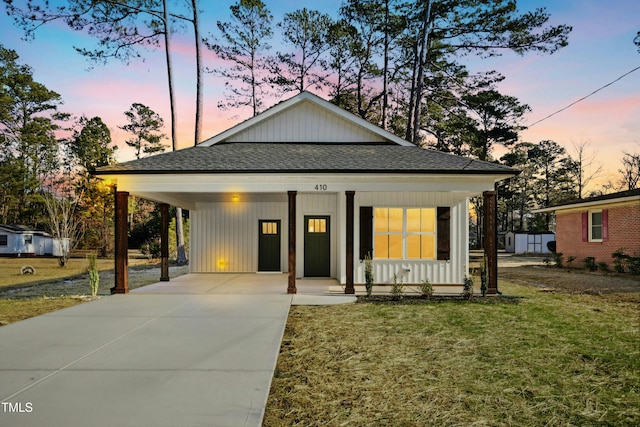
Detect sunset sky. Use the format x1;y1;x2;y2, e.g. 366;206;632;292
1;0;638;192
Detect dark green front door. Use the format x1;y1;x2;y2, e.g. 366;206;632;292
304;216;330;277
258;220;281;272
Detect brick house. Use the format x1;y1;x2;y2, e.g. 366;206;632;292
535;189;640;265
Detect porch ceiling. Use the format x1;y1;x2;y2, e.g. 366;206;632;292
134;191;288;208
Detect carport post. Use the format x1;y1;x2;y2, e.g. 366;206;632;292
345;191;355;294
483;190;498;295
160;203;170;281
112;190;129;294
288;191;297;294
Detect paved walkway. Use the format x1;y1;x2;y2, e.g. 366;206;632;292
0;274;355;427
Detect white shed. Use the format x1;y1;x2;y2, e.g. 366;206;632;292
505;231;555;254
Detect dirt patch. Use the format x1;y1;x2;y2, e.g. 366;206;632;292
499;265;640;296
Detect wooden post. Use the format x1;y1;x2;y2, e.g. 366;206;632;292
345;191;355;294
483;190;498;295
287;191;297;294
112;190;129;294
160;203;170;281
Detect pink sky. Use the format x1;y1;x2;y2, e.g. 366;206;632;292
1;0;638;192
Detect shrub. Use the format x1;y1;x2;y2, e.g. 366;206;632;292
419;278;433;299
566;255;576;269
611;248;628;273
628;257;640;275
583;257;597;271
364;254;374;297
88;254;99;297
597;262;610;274
149;242;161;259
391;274;404;300
462;276;474;299
554;252;563;268
480;256;488;297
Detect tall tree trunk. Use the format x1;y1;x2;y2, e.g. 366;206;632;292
192;0;203;146
381;0;390;130
162;1;177;153
405;42;418;141
411;0;432;145
163;0;188;265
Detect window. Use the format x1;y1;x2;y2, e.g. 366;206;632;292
373;208;436;259
261;222;278;235
590;211;603;241
0;235;7;246
583;209;608;243
24;235;33;244
307;218;327;233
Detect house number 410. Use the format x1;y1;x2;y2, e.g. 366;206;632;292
314;184;328;191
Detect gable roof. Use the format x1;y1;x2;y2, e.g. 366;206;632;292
200;91;413;146
0;225;49;235
96;92;517;178
534;188;640;213
96;143;516;175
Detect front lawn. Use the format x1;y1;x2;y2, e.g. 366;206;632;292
264;281;640;426
0;258;189;326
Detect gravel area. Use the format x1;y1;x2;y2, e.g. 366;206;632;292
0;265;189;299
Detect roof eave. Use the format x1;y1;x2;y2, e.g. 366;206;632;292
533;194;640;213
95;168;517;176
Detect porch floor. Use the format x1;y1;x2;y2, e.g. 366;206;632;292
131;273;465;299
132;273;360;305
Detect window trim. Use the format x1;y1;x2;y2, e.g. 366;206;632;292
588;210;603;242
373;207;437;260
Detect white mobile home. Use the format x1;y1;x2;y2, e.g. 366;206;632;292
0;225;70;257
0;225;41;256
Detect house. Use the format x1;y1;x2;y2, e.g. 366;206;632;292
504;231;555;254
0;225;68;257
95;92;517;294
534;189;640;264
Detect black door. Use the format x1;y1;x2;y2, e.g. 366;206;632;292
304;216;330;277
258;220;281;272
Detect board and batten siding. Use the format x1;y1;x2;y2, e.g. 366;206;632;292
190;191;469;286
190;194;338;274
349;192;469;286
190;201;288;273
225;101;387;143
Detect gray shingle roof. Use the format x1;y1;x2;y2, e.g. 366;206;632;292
96;143;517;175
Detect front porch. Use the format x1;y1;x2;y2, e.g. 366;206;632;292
131;273;472;298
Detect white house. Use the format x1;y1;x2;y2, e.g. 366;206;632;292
504;231;555;254
0;225;38;256
96;92;516;294
0;225;69;257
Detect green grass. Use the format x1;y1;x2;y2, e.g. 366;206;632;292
0;296;90;326
0;257;149;289
0;258;189;325
264;281;640;426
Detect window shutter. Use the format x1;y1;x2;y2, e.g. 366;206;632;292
437;207;451;261
602;209;608;242
359;206;373;260
582;212;588;242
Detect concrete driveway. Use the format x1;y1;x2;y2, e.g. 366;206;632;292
0;274;354;427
